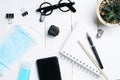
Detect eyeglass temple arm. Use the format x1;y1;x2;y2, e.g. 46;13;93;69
65;2;76;12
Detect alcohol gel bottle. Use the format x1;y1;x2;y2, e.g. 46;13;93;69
18;63;31;80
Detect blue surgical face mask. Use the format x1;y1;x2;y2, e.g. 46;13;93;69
0;25;35;76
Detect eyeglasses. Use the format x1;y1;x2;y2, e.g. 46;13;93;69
36;0;76;22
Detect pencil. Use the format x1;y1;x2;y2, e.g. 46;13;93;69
77;41;109;80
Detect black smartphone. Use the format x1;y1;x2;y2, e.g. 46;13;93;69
36;56;62;80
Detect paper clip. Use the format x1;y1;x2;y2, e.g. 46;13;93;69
96;29;104;38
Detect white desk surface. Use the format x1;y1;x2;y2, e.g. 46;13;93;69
0;0;120;80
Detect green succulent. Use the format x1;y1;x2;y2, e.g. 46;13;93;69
101;0;120;24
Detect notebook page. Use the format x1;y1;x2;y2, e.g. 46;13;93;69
60;24;100;76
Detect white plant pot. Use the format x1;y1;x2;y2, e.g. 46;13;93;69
96;0;119;27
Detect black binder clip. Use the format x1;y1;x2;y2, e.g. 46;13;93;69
36;0;76;22
5;13;14;24
21;8;28;17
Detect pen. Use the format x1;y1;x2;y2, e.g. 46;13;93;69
86;33;104;69
77;41;108;80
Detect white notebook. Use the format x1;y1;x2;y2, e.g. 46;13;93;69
60;23;120;80
60;24;100;76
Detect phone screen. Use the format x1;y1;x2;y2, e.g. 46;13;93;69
36;56;61;80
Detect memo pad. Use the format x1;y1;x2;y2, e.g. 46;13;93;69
61;23;120;79
0;25;35;76
60;24;100;76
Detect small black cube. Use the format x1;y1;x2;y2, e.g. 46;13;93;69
48;25;59;36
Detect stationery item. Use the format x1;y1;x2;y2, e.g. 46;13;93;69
21;11;28;17
77;41;108;80
36;0;76;22
96;18;104;38
96;29;104;38
18;63;31;80
61;23;120;80
86;33;103;69
0;25;35;76
21;8;28;17
36;56;61;80
5;13;14;24
60;25;100;76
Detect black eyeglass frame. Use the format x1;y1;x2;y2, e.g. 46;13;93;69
36;0;76;16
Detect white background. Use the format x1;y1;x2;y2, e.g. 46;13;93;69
0;0;120;80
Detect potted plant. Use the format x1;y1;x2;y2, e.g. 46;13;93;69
97;0;120;26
